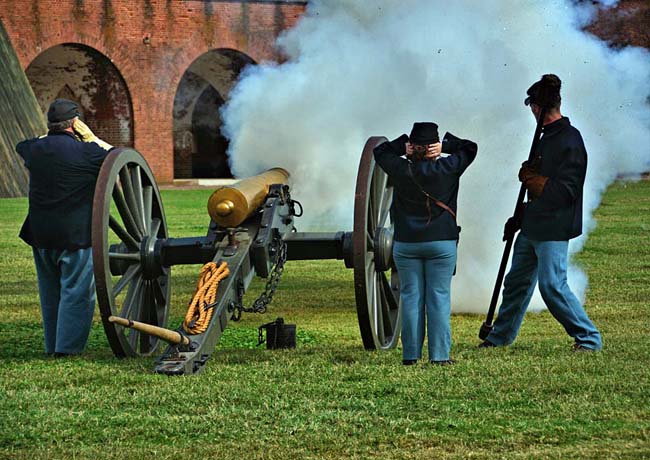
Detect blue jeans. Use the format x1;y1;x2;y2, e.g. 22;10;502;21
32;247;96;354
393;240;457;361
486;234;602;350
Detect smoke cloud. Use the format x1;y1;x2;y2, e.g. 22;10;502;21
222;0;650;313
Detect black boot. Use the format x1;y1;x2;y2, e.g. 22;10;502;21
429;359;454;366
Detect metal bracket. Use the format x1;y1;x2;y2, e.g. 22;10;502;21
224;227;247;257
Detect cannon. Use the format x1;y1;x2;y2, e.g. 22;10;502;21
91;137;400;375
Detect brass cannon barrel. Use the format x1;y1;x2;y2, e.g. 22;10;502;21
207;168;290;227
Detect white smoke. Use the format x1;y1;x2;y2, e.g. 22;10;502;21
222;0;650;313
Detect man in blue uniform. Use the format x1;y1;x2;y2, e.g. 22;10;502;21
18;98;113;356
480;74;602;351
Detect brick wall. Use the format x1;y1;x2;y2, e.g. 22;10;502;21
2;0;646;181
0;0;306;183
587;0;650;49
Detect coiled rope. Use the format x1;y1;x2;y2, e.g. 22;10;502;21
183;261;230;334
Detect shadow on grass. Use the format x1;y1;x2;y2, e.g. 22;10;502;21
210;342;388;367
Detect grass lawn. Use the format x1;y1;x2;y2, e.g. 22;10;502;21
0;181;648;459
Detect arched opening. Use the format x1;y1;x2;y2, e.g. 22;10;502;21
25;43;133;147
173;49;255;179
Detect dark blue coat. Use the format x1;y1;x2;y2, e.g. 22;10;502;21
373;132;477;242
521;117;586;241
17;131;109;250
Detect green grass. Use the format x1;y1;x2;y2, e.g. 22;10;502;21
1;182;649;460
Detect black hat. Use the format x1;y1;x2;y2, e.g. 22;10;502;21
47;98;80;123
409;122;439;145
524;74;562;108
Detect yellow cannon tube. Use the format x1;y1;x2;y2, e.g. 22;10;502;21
207;168;290;227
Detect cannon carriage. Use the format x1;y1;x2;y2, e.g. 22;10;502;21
91;137;401;375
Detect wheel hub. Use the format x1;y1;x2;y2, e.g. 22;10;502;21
141;235;162;280
373;226;393;272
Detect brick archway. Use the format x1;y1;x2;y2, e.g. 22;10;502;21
1;0;307;182
26;42;134;147
172;48;256;179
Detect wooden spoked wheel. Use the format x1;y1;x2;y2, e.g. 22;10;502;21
92;148;171;357
353;137;401;350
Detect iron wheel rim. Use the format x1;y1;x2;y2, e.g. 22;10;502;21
92;148;171;357
352;137;401;350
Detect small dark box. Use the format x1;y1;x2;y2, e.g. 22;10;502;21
258;317;296;349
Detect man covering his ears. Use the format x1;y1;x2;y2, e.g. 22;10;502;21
17;98;113;356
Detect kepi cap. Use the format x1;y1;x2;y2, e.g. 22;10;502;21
47;98;80;123
524;74;562;108
409;122;439;145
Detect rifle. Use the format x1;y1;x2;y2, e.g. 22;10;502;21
479;107;547;340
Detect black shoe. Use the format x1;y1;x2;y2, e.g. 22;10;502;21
478;340;497;348
572;343;596;353
402;359;418;366
53;352;71;358
430;359;454;366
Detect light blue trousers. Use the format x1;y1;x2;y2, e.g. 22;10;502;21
487;234;602;350
32;247;96;355
393;240;457;361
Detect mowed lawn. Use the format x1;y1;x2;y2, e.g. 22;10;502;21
0;181;648;460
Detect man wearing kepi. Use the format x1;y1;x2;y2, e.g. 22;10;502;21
17;98;113;356
374;122;477;365
480;74;602;351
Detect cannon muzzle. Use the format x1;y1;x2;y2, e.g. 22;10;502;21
207;167;290;227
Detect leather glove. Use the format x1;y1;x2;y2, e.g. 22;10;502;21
73;118;113;151
502;215;521;242
518;161;537;183
523;175;548;199
502;203;525;241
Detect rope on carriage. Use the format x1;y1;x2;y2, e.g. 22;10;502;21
182;261;230;334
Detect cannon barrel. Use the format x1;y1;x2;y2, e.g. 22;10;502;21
207;168;290;228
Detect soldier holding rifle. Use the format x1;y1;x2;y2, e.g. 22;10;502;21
480;75;602;351
17;99;113;356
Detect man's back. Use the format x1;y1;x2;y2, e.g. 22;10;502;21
17;131;109;250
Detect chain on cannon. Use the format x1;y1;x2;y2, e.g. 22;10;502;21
91;137;402;375
231;235;288;321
